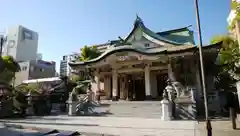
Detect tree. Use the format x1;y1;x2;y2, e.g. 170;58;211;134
211;35;240;83
228;1;240;30
211;35;240;129
79;45;101;61
70;74;84;83
15;83;50;96
0;56;20;83
79;45;100;83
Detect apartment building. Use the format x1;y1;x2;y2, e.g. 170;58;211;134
2;25;38;61
14;60;56;86
59;53;79;76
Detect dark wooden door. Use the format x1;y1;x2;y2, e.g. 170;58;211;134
135;79;145;101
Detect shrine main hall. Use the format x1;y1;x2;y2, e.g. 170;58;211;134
69;16;221;101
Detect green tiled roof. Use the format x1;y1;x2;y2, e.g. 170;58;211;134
69;16;221;67
69;42;222;67
124;16;187;45
157;26;195;45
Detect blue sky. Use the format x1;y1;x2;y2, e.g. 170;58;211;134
1;0;230;72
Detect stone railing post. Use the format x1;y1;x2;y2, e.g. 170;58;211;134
26;92;34;115
67;91;77;116
236;81;240;108
161;90;172;121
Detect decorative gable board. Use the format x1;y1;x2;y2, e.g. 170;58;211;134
125;27;176;49
130;37;165;49
126;27;142;42
125;27;173;49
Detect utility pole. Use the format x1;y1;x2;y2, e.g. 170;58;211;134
194;0;212;136
0;36;3;57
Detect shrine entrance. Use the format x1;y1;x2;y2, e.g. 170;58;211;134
127;73;145;101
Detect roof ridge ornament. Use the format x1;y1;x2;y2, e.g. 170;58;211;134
134;14;144;26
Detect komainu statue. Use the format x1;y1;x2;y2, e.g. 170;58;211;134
165;78;189;100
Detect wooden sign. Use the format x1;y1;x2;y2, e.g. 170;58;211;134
117;56;138;61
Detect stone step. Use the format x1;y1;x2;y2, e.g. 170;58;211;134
91;101;163;118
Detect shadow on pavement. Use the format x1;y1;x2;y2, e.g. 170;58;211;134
0;127;41;136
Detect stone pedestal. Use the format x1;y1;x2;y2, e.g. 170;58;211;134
26;106;34;115
68;100;77;116
237;114;240;121
236;81;240;108
26;94;34;115
175;96;196;120
161;98;172;121
87;90;93;101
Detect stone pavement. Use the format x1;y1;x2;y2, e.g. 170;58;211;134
1;116;240;136
0;122;115;136
1;116;196;136
196;121;240;136
0;123;41;136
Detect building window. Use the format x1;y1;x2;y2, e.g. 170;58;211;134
144;43;150;47
80;71;85;77
40;68;44;72
21;66;27;71
63;56;68;61
22;29;33;40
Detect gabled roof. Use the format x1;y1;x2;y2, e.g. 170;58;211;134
123;16;185;45
91;16;194;49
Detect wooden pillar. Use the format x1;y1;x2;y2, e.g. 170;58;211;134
112;69;118;101
104;75;111;100
120;75;127;100
145;65;152;100
167;58;176;82
95;73;101;101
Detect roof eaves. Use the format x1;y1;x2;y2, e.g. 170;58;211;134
69;42;222;67
157;25;192;35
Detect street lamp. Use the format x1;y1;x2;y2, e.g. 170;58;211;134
194;0;212;135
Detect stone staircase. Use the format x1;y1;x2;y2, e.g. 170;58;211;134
92;101;162;118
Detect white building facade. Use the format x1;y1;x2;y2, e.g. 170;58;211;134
15;60;56;86
60;53;79;76
2;25;38;61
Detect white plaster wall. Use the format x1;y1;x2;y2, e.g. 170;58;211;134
16;26;38;61
127;27;167;49
3;27;19;58
5;26;38;61
91;78;104;92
